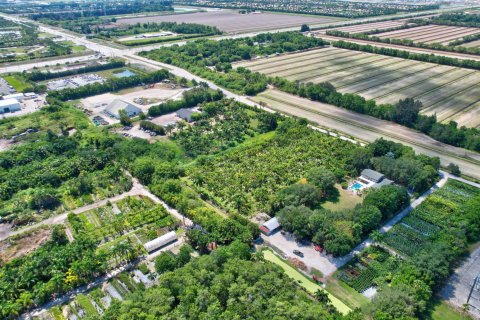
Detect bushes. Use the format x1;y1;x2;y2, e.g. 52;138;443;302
364;185;409;220
148;86;223;117
139;120;165;135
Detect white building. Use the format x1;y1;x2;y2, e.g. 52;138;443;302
3;93;25;102
0;98;21;114
105;99;141;119
144;231;177;253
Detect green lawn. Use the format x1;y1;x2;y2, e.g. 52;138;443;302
263;249;351;315
326;276;370;310
3;75;31;92
431;300;471;320
323;184;363;211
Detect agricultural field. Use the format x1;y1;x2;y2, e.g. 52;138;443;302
43;268;153;320
67;195;176;245
117;10;342;34
238;47;480;128
338;246;399;294
381;179;480;257
376;24;480;45
327;20;411;34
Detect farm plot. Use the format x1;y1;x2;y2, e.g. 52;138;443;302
67;196;175;244
240;47;480;127
330;20;409;34
116;10;342;34
338;246;400;294
376;25;480;45
381;179;480;256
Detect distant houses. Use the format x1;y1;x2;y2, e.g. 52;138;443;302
105;99;141;119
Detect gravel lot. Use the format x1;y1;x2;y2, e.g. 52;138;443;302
117;10;341;34
440;246;480;319
262;231;349;277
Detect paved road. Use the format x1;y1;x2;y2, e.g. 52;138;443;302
440;245;480;319
0;177;192;242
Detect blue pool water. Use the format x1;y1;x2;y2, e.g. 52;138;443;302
114;70;136;78
351;182;364;191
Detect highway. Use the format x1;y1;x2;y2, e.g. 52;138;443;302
1;13;480;180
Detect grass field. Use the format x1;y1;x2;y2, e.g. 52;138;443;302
263;249;351;315
239;47;480;128
3;75;30;92
431;300;470;320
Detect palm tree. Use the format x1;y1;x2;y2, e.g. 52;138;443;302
314;289;330;305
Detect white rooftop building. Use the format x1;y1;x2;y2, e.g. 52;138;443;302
0;98;21;114
3;93;25;102
144;231;177;253
105;99;141;119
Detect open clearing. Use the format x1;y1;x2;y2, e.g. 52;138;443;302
329;20;410;34
251;89;480;180
376;25;480;45
116;10;343;34
238;47;480;128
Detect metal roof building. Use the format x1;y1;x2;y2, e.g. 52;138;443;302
144;231;177;253
105;99;141;119
259;217;281;236
0;98;21;114
360;169;385;183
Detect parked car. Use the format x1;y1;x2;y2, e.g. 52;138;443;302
293;250;304;258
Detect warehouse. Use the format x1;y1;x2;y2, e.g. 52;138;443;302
0;98;21;114
3;93;25;102
105;99;141;119
144;231;177;253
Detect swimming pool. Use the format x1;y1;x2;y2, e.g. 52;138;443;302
350;182;364;191
114;70;136;78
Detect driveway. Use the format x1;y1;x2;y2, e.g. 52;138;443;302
262;231;345;277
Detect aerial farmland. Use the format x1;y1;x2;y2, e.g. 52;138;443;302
375;24;480;45
237;46;480;128
116;9;343;34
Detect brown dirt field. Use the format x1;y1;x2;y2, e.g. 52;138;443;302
0;228;51;262
117;10;341;34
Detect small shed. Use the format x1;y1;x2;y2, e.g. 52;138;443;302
144;231;177;253
105;99;141;119
260;217;281;236
0;98;21;114
360;169;384;183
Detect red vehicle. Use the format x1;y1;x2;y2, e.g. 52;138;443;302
314;245;323;253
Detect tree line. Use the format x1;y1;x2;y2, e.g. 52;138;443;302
270;53;480;152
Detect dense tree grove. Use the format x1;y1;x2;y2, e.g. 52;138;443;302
271;73;480;152
48;69;170;101
427;13;480;28
0;227;107;318
142;32;327;95
101;242;338;320
0;123;132;225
